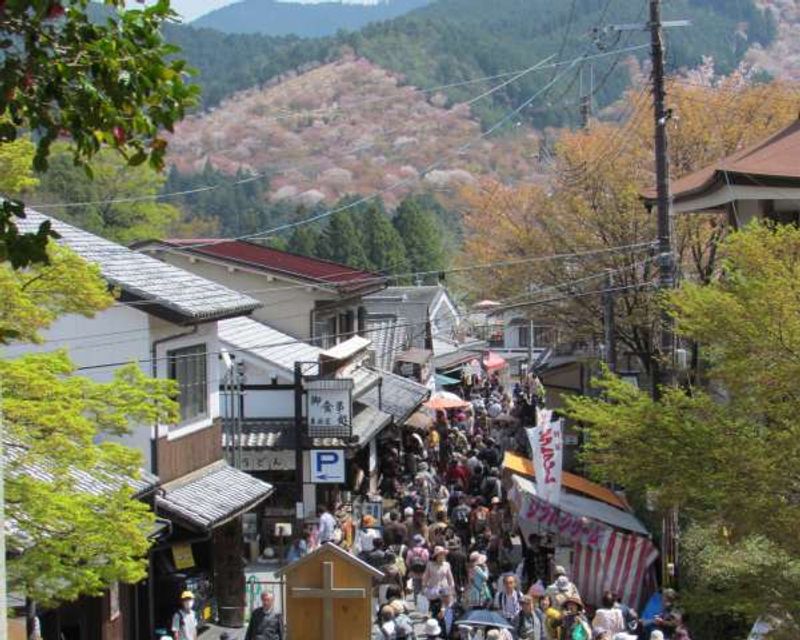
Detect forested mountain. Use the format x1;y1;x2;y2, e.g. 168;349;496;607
167;0;777;128
192;0;431;37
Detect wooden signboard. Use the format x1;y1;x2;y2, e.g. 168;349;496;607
277;542;383;640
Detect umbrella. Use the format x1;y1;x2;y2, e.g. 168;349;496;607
424;390;470;410
455;609;514;630
483;351;507;371
474;299;501;310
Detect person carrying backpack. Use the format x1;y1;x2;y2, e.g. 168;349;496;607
406;536;430;606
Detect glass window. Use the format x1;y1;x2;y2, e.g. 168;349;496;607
518;326;530;348
168;344;208;424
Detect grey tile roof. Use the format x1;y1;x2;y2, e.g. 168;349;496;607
218;317;321;376
366;314;408;372
351;365;382;398
18;209;260;322
156;460;273;530
351;403;392;445
5;442;158;497
361;371;429;424
221;420;296;450
365;285;443;306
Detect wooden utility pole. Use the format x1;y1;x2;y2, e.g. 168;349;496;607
649;0;676;393
602;270;617;372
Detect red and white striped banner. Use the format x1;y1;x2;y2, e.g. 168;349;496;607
572;530;659;610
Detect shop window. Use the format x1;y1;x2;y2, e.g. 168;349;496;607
168;344;208;424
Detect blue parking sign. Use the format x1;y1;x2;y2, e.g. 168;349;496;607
310;449;345;484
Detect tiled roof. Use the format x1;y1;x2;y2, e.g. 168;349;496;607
161;238;384;292
18;210;260;323
156;460;273;530
350;365;382;398
365;285;444;306
366;314;408;372
361;371;429;424
351;403;392;445
221;420;296;450
219;317;321;376
643;118;800;205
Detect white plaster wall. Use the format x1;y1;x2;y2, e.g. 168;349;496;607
144;249;332;339
2;304;155;468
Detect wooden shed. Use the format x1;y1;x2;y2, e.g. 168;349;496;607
276;542;384;640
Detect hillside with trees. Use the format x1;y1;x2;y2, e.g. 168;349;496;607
168;0;778;128
164;56;544;212
192;0;432;37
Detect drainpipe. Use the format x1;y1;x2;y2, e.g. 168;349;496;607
150;325;199;476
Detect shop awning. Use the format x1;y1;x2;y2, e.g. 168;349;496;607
511;475;648;535
435;373;460;386
503;451;628;510
156;460;274;531
483;351;507;371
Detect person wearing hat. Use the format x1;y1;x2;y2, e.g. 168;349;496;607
466;551;491;608
171;591;198;640
562;596;591;640
244;591;282;640
354;514;381;558
546;567;580;608
423;617;443;638
422;546;455;619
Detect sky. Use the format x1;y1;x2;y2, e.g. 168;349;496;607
163;0;380;22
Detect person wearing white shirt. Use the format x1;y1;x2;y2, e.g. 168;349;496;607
317;505;337;544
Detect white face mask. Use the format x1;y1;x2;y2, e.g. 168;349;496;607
183;600;194;611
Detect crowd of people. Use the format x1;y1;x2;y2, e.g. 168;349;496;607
283;373;691;640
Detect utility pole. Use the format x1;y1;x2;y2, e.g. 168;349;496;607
604;3;687;394
602;270;617;372
294;362;305;523
650;0;676;393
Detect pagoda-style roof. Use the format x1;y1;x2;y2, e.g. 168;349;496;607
642;118;800;213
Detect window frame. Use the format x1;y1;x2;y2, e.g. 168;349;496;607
167;342;209;427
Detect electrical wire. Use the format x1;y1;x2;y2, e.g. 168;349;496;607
28;44;649;217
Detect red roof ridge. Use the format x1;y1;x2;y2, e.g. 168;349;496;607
156;238;383;288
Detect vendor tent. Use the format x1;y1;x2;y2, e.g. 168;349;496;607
424;391;470;410
511;474;657;610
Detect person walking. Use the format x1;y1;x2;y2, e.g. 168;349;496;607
516;595;545;640
422;546;456;619
494;574;523;628
244;591;282;640
317;504;337;544
171;591;198;640
592;591;625;637
561;597;591;640
466;551;492;609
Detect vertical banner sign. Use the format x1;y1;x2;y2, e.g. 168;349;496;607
526;409;563;505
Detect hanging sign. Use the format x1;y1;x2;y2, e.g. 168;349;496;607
526;408;563;505
517;491;609;549
306;379;354;438
172;543;195;570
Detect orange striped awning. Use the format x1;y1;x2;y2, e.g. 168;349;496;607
503;451;628;510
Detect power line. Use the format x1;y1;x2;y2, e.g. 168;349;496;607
71;272;660;373
29;44;649;218
110;241;654;311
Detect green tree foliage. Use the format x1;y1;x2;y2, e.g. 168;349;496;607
1;242;177;606
167;0;776;129
0;0;198;267
394;196;445;282
287;225;322;256
316;210;369;270
360;203;408;274
34;145;181;244
565;224;800;638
